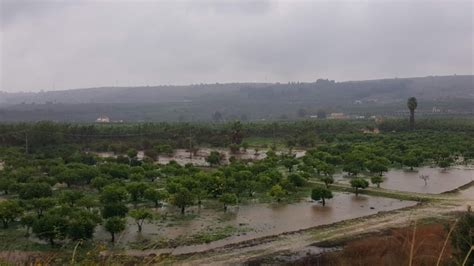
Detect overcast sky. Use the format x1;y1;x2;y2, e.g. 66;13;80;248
0;0;472;92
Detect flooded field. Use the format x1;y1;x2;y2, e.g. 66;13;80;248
157;148;306;166
336;166;473;194
94;193;416;255
94;148;305;166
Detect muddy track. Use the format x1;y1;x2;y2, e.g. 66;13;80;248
162;185;473;265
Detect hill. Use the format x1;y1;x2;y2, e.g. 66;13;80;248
0;75;472;122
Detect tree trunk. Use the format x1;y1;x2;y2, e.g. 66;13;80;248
49;237;55;246
409;110;415;130
111;232;115;243
181;206;185;214
224;205;227;212
322;198;326;206
355;187;359;196
2;221;8;229
138;223;142;233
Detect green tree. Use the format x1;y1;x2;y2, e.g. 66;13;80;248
350;178;369;196
206;151;222;166
129;208;153;232
311;187;333;206
127;148;138;159
366;158;389;176
100;184;129;204
59;190;84;207
91;175;111;191
0;200;23;228
0;177;14;195
171;187;194;214
219;193;238;212
438;159;452;170
20;214;35;236
67;210;102;240
229;144;240;154
57;169;81;187
104;217;126;243
32;213;68;246
370;175;384;188
102;203;128;218
77;195;100;211
281;157;298;172
18;183;52;200
403;155;420;171
269;184;286;202
407;97;418;130
30;197;56;217
320;176;334;188
343;163;362;176
126;182;148;205
144;188;168;208
288;173;305;187
231;121;244;144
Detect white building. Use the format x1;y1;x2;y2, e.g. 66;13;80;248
96;115;110;123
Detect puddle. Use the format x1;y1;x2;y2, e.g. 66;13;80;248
336;167;474;194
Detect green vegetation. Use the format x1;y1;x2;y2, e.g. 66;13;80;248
0;118;472;264
451;209;474;265
311;187;333;206
350;178;369;196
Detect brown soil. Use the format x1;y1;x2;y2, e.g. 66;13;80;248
296;223;453;266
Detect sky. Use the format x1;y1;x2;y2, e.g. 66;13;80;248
0;0;473;92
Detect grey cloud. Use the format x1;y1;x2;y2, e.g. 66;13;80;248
0;0;472;92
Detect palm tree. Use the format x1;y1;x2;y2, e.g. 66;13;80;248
407;97;418;130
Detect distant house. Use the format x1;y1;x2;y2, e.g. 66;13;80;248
362;128;380;134
328;113;348;120
96;115;110;123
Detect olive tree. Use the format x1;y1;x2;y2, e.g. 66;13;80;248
311;186;333;206
104;217;126;243
370;175;384;188
219;193;238;212
350;178;369;196
0;200;23;228
129;208;154;232
171;186;194;214
269;184;286;202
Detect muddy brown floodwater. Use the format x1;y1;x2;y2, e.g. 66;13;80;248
336;166;473;194
379;167;473;194
95;148;306;166
94;193;416;256
156;148;306;166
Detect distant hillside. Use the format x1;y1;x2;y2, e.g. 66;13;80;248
0;75;472;122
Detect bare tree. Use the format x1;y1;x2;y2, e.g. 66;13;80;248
419;174;430;186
